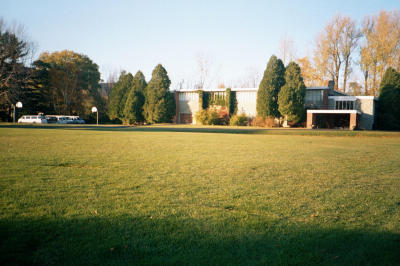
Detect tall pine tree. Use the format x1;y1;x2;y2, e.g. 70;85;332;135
256;55;285;118
143;64;175;123
278;62;306;123
123;71;147;124
377;67;400;130
108;71;133;121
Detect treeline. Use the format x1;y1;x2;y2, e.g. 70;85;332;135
107;64;175;124
0;19;175;124
297;10;400;96
257;55;306;125
0;20;107;122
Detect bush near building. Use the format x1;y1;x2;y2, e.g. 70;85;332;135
230;114;249;126
249;116;277;127
195;106;229;125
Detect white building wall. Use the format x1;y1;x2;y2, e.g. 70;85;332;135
178;92;199;123
236;91;257;117
356;97;376;130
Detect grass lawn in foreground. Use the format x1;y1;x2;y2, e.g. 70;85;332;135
0;125;400;265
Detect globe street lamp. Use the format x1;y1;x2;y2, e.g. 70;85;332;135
91;106;98;125
13;101;23;123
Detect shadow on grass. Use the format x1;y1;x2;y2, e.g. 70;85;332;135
1;216;399;265
1;123;395;137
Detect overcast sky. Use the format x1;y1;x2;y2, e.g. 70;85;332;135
2;0;399;89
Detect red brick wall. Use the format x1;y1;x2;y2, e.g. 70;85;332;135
306;113;315;129
349;113;358;130
173;92;179;123
322;90;328;109
180;113;192;124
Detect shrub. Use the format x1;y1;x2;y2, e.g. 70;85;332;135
249;116;277;127
195;106;229;125
230;114;249;126
265;117;276;127
249;116;266;127
216;106;230;125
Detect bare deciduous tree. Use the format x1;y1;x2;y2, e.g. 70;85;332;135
194;52;221;89
195;52;211;89
0;18;35;108
314;15;360;92
279;34;296;66
340;18;361;93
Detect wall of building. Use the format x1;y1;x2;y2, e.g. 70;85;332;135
178;92;199;123
355;97;376;130
304;89;324;109
236;91;257;117
175;89;377;129
328;98;335;109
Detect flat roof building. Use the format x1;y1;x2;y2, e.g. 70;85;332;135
173;81;377;130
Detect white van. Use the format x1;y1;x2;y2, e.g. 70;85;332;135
18;115;48;124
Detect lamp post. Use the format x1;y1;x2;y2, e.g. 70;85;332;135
13;101;23;123
91;106;98;125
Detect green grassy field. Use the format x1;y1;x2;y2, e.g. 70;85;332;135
1;124;400;265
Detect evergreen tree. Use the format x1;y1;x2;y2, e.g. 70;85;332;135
278;62;306;123
143;64;175;123
108;71;133;121
256;55;285;118
123;71;147;124
225;88;237;115
377;67;400;130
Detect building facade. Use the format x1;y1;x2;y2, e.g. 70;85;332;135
173;82;377;130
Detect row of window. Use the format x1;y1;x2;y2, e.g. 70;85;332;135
335;101;354;110
21;116;43;119
179;92;198;101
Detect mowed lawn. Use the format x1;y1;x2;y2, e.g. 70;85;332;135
1;125;400;265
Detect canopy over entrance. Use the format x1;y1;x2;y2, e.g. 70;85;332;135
306;110;360;130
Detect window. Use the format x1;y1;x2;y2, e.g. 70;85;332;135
335;101;354;110
305;90;323;108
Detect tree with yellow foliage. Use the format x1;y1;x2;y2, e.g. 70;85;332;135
38;50;103;116
314;15;360;92
360;10;400;96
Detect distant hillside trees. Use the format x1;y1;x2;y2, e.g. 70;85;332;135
256;55;285;119
143;64;175;123
123;71;146;124
377;67;400;130
278;62;306;123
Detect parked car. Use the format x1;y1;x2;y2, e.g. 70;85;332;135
56;116;69;124
18;115;48;124
45;116;58;123
69;116;85;124
64;117;74;124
